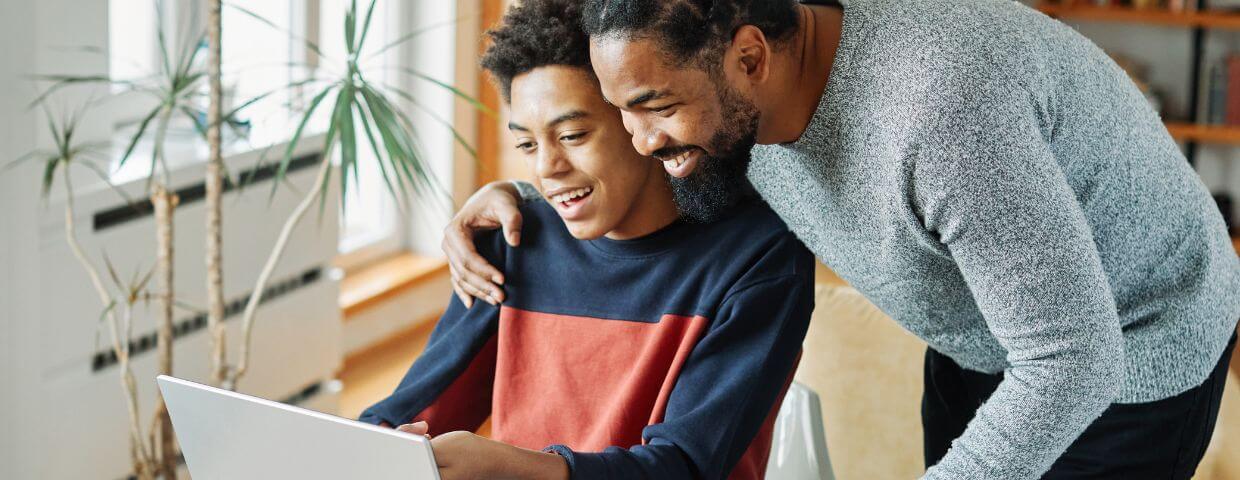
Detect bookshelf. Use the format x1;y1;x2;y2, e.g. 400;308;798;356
1036;3;1240;29
1038;2;1240;242
1038;2;1240;148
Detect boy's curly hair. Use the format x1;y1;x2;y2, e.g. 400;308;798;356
480;0;593;103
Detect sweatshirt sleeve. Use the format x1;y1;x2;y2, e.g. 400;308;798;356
512;180;544;204
545;258;815;480
913;62;1125;479
356;296;500;435
358;233;507;435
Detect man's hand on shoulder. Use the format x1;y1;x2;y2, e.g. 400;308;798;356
443;181;527;308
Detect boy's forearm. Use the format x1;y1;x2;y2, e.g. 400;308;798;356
497;446;569;480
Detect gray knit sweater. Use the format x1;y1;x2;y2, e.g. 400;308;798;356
747;0;1240;478
513;0;1239;477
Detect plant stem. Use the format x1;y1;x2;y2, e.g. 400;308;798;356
225;146;333;390
62;170;154;479
151;184;178;479
206;0;228;387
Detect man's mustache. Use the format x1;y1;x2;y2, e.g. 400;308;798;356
651;145;703;162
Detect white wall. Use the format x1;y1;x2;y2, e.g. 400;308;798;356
2;2;68;478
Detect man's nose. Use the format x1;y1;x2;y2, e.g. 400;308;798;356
626;117;667;157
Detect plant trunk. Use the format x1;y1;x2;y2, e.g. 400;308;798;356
224;151;332;390
62;172;157;480
205;0;227;386
150;185;178;479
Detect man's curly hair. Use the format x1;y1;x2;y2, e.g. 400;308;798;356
582;0;800;68
480;0;592;103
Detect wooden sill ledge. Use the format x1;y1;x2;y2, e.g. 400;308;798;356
339;253;450;318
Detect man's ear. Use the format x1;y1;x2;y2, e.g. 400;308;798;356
729;25;772;85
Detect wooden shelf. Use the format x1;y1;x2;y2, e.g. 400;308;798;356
1037;3;1240;29
1163;122;1240;144
339;253;449;318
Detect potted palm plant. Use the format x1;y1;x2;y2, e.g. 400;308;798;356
217;0;484;390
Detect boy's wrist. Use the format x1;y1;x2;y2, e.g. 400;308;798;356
497;444;569;480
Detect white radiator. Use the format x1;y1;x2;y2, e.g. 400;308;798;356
34;138;343;480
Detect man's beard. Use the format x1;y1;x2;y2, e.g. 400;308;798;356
664;84;760;223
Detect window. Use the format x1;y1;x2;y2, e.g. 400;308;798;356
320;0;403;267
105;1;463;268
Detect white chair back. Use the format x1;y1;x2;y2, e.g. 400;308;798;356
765;382;835;480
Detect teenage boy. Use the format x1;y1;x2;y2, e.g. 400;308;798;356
359;1;814;479
446;0;1240;479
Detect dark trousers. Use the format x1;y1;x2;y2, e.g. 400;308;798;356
923;333;1236;479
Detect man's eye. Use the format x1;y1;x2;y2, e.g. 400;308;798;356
649;103;679;114
516;142;535;151
560;132;586;142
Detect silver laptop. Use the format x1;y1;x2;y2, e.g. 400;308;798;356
157;375;440;480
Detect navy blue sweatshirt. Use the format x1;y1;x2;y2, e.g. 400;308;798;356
359;200;815;479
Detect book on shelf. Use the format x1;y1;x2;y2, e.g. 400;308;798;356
1201;54;1240;127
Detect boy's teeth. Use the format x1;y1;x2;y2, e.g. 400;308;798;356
553;187;593;204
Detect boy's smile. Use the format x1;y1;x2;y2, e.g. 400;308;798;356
507;65;678;240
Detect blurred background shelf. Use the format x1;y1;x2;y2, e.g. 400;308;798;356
1036;3;1240;29
1165;121;1240;144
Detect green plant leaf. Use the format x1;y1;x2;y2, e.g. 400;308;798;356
1;151;42;175
272;82;338;200
332;86;358;219
156;1;173;79
363;17;463;61
378;82;476;158
345;0;358;55
358;86;442;202
134;265;156;298
226;76;326;120
353;97;407;209
76;157;137;207
25;75;125;109
93;299;117;353
118;106;164;169
40;156;60;199
395;67;496;118
224;3;326;60
103;253;124;291
148;108;173;189
356;0;379;52
176;31;206;80
179;105;208;138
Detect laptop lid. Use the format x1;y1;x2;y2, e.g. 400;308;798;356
157;375;439;480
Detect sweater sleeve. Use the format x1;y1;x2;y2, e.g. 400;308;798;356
511;180;544;204
545;267;815;480
356;296;500;435
358;233;507;435
913;65;1125;478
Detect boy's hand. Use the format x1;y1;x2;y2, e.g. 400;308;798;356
443;181;525;308
406;427;568;480
395;421;428;436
